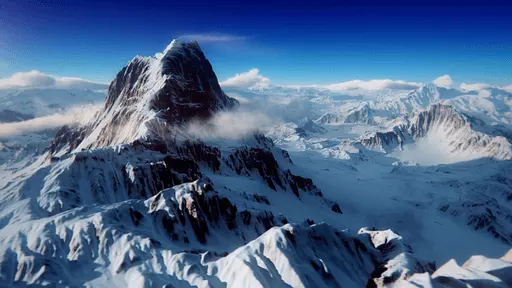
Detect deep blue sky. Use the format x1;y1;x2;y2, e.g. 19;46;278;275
1;0;512;85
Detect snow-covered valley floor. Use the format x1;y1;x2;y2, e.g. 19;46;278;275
285;148;511;264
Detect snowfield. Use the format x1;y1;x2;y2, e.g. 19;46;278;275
0;40;511;287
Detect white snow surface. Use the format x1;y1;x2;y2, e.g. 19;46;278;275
1;41;512;287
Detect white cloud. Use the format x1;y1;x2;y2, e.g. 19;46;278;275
178;33;246;43
0;70;56;89
0;104;101;138
0;70;109;90
323;79;423;91
433;75;453;88
186;110;275;140
221;69;421;91
221;68;511;96
220;68;271;89
500;85;512;93
459;82;490;92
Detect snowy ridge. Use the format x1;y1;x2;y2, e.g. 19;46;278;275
402;250;512;287
0;179;434;288
359;104;512;160
0;40;354;286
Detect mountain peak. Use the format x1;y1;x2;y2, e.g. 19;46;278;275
50;40;238;153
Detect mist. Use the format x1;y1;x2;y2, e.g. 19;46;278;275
186;109;277;140
0;104;101;138
389;135;485;165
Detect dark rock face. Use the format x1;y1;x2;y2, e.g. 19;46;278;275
409;104;465;138
105;56;151;109
358;104;489;154
227;147;283;190
225;144;323;198
39;147;204;215
48;40;239;154
105;42;238;125
360;130;406;153
39;40;342;250
42;132;340;219
123;155;202;197
47;125;90;156
173;140;222;171
151;41;238;124
145;179;286;245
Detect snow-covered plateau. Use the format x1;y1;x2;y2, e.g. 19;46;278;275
0;40;511;287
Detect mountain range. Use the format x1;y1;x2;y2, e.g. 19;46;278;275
0;40;511;287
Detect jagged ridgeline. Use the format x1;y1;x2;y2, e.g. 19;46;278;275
0;40;354;287
1;40;511;288
49;40;238;152
40;40;339;215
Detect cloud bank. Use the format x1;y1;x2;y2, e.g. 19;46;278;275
459;83;491;92
221;69;512;95
220;69;423;91
433;75;453;88
0;104;101;138
323;79;423;91
0;71;109;90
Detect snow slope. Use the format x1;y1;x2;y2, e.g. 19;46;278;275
0;40;511;287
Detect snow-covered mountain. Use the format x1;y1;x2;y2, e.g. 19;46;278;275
237;83;512;128
0;40;511;287
358;104;512;160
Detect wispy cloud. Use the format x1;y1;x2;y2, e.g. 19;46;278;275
186;110;275;140
0;70;109;90
0;104;101;138
177;33;246;43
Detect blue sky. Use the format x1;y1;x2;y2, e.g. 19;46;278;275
1;0;512;86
